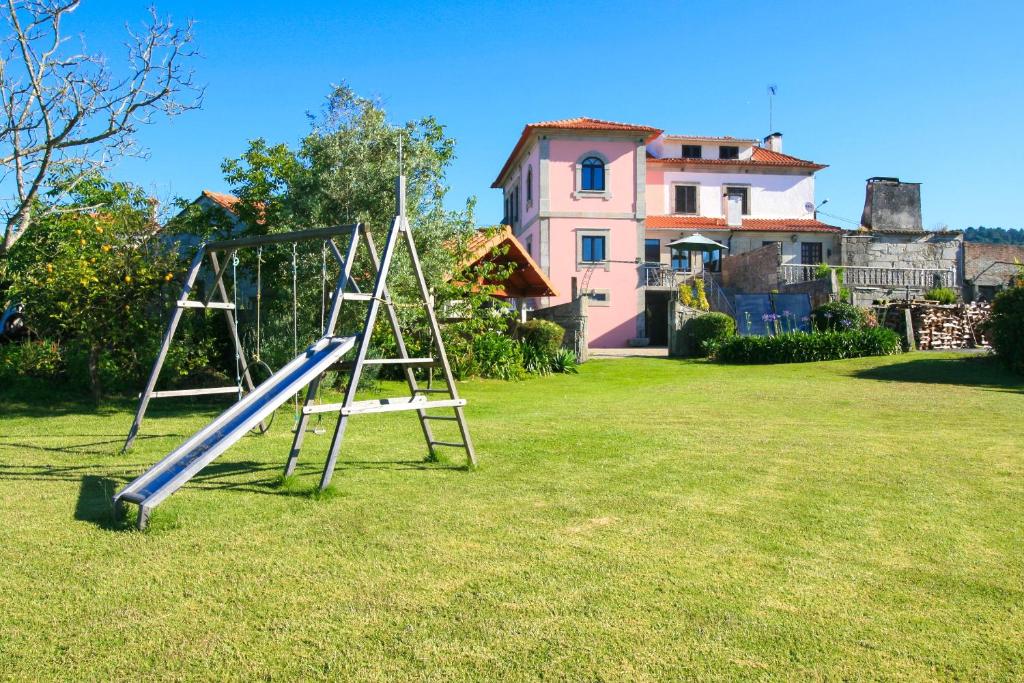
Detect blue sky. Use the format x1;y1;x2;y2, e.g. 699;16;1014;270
75;0;1022;230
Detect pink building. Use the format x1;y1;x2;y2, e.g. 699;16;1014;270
492;117;841;347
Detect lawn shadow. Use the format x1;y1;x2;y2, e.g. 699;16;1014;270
75;475;130;530
854;354;1023;394
0;433;177;457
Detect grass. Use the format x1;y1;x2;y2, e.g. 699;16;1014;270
1;352;1022;680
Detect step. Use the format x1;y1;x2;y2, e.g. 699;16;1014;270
303;396;465;416
176;300;235;310
148;386;240;399
429;441;467;448
362;357;435;366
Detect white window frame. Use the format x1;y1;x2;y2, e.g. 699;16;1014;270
671;183;700;215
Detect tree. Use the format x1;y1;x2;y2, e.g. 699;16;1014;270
170;84;486;373
6;174;202;401
0;1;202;259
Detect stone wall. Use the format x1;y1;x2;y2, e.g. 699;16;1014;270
528;296;589;362
841;231;962;270
667;302;705;357
963;242;1024;297
720;243;782;293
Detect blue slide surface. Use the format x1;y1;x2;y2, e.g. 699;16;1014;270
115;336;354;514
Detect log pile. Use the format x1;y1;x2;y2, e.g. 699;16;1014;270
877;301;991;350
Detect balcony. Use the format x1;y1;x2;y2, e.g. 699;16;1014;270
643;265;693;288
779;264;956;289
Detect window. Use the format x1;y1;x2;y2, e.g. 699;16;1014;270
671;248;690;271
503;196;510;225
674;185;698;214
586;289;611;306
704;248;722;272
725;186;749;215
581;235;606;262
719;145;739;160
513;185;520;224
526;167;533;204
800;242;823;265
681;144;702;159
581;157;605;191
644;239;660;263
526;236;533;257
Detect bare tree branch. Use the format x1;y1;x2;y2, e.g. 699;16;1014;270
0;0;202;255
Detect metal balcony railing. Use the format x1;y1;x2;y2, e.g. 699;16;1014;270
643;265;693;287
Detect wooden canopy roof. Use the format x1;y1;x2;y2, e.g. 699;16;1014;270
462;226;558;299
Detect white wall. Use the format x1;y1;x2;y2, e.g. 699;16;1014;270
659;171;815;219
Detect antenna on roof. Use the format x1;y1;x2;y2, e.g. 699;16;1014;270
767;84;778;133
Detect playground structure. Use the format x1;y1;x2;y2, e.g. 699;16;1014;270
116;173;476;530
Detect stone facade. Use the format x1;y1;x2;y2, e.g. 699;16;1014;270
840;232;961;271
720;243;782;293
963;243;1024;299
527;296;589;361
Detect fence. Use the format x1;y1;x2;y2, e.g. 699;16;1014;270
779;264;955;289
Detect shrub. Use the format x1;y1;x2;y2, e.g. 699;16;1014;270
516;319;565;356
679;312;735;357
811;301;867;332
714;328;902;364
470;331;524;380
693;279;710;311
0;340;63;381
924;287;958;304
989;286;1024;374
549;348;579;374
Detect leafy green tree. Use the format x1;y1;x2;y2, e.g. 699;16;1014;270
169;84;489;374
7;175;200;401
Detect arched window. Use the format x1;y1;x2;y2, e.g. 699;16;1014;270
581;157;605;191
526;166;533;203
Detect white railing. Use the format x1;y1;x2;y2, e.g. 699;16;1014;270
779;264;956;288
644;265;693;288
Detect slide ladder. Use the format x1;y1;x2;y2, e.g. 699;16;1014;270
115;336;355;528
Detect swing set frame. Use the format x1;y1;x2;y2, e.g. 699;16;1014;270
121;174;476;498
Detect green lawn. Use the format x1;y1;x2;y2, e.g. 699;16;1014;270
1;352;1022;680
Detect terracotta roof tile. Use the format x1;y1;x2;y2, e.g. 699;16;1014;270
648;146;827;170
646;215;841;233
201;190;241;213
493;117;663;187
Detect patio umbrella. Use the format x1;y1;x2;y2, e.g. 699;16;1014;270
666;233;729;251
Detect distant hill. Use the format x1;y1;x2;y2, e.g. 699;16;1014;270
964;227;1024;245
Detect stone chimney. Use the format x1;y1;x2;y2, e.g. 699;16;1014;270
726;194;743;227
860;177;923;233
763;132;783;153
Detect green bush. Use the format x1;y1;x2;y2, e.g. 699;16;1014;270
924;287;958;304
549;348;579;374
811;301;867;332
0;341;63;381
989;286;1024;374
470;331;525;380
516;319;565;356
678;312;736;357
714;328;902;364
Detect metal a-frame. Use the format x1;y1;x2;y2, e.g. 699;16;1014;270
287;174;476;489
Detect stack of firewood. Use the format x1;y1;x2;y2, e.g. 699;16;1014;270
877;301;991;350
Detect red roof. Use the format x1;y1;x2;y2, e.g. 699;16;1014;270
493;117;663;187
646;215;840;233
648;146;827;170
201;190;241;213
460;226;558;298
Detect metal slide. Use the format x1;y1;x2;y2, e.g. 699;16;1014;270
115;335;356;528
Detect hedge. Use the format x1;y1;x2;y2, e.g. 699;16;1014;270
811;301;868;332
676;312;735;357
714;328;903;364
989;286;1024;374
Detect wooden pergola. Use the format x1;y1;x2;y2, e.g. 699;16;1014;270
462;226;558;299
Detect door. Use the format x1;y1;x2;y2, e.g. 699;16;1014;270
645;291;669;346
800;241;823;264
